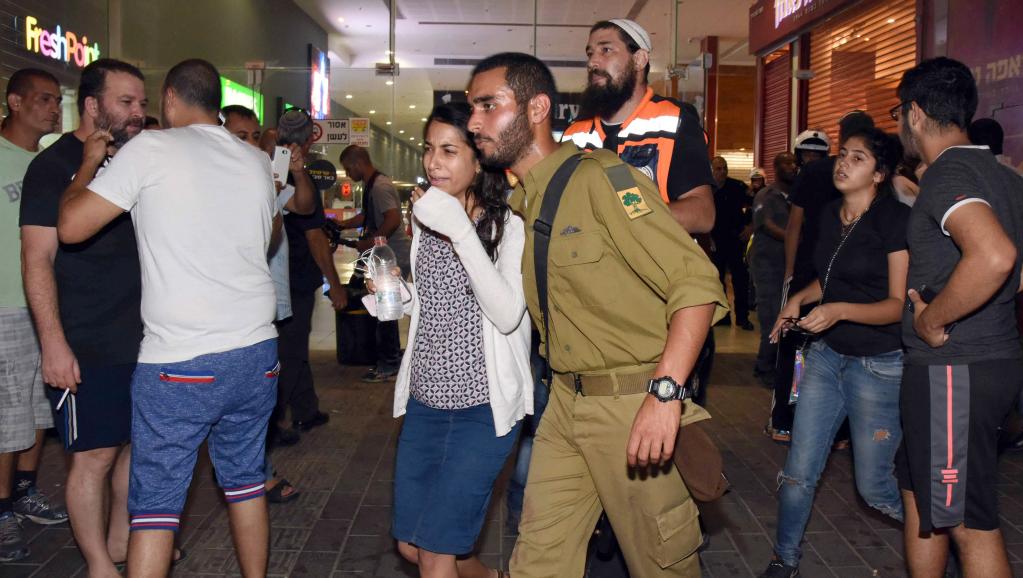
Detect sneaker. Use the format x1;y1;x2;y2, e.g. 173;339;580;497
14;488;69;525
0;511;29;562
360;368;398;383
764;426;791;444
758;560;800;578
293;411;330;432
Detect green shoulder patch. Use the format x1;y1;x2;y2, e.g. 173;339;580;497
616;186;653;219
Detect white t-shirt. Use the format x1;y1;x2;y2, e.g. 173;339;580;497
89;124;278;363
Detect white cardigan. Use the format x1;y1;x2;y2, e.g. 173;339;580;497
393;213;533;436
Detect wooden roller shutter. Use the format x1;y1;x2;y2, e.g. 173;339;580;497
806;0;918;150
760;49;792;183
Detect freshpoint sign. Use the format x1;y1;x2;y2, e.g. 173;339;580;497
24;15;101;68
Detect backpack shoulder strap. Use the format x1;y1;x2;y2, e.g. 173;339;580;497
533;153;583;383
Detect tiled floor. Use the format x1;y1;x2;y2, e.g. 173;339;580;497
5;319;1023;577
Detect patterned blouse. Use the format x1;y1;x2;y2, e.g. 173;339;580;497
409;227;490;409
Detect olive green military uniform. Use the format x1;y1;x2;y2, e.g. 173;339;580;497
508;143;728;578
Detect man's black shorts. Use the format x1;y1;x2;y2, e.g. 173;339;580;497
896;359;1023;531
47;363;134;452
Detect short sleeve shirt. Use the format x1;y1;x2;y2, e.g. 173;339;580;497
19;133;142;365
790;157;841;286
903;146;1023;365
0;135;39;307
284;182;327;295
750;185;790;269
87;125;277;364
367;173;411;261
711;177;751;243
814;195;909;356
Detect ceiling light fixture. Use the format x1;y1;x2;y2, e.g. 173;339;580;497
386;121;392;125
337;16;345;23
421;117;427;122
399;130;405;134
409;104;416;109
369;110;376;114
385;80;394;86
345;94;353;99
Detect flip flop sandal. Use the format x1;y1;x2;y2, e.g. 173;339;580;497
267;479;300;503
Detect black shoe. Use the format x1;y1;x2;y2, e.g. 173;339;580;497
758;560;799;578
714;316;732;327
738;319;755;331
294;411;330;432
273;426;301;446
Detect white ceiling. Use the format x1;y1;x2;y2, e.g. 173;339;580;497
293;0;752;142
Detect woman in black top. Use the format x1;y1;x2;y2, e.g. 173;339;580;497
758;129;910;577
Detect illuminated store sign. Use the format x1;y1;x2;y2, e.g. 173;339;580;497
220;77;264;123
24;16;101;68
774;0;811;28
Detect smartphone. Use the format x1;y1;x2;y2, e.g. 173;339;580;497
271;146;291;186
416;176;431;192
917;284;958;333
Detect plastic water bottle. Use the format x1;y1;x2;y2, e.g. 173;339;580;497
370;237;403;321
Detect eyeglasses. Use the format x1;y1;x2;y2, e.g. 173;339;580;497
889;101;909;121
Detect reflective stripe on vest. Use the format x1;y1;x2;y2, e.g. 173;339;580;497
562;87;683;203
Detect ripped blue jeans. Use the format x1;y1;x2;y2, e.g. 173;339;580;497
773;340;904;566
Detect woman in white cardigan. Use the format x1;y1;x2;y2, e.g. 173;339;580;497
376;102;531;578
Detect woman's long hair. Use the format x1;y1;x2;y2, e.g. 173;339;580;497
424;102;510;261
842;127;902;197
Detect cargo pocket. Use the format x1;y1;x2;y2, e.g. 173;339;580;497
651;498;702;568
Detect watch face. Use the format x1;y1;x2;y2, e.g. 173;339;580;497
657;379;674;398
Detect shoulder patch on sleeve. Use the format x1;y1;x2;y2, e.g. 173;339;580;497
617;186;653;219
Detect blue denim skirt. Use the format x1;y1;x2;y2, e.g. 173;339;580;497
392;397;520;555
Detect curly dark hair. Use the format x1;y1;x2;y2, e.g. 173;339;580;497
424;102;510;261
841;127;902;196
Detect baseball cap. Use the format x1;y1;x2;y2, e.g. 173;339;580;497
608;19;652;52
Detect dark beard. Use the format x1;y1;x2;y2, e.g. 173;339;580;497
577;68;637;120
899;121;922;163
97;107;142;148
479;111;533;170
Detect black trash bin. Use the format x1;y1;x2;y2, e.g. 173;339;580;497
335;280;377;366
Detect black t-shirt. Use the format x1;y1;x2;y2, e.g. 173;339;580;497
814;194;909;357
903;146;1023;365
599;103;714;202
711;177;750;244
18;133;142;366
284;181;326;295
791;157;841;288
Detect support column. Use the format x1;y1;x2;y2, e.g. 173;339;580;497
701;36;719;157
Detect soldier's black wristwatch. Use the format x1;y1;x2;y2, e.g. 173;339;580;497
647;376;690;402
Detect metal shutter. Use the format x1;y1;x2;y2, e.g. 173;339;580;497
760;49;792;183
806;0;918;150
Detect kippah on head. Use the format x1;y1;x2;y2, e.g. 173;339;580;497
608;19;652;52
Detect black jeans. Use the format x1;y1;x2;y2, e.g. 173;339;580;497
711;240;750;321
275;288;321;424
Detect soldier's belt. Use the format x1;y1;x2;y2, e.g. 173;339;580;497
553;364;657;397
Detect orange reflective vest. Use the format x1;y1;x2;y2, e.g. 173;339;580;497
562;87;687;203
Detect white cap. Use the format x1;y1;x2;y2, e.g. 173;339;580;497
750;167;766;180
608;19;652;52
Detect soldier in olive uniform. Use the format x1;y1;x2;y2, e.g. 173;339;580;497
467;52;727;577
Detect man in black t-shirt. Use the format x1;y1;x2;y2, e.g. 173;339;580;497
710;156;753;329
896;57;1023;577
19;59;146;575
273;109;341;439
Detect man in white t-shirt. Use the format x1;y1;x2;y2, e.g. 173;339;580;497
57;59;278;578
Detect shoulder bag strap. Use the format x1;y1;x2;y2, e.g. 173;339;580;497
534;153;583;385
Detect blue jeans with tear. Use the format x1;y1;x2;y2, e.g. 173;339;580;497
773;340;904;566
